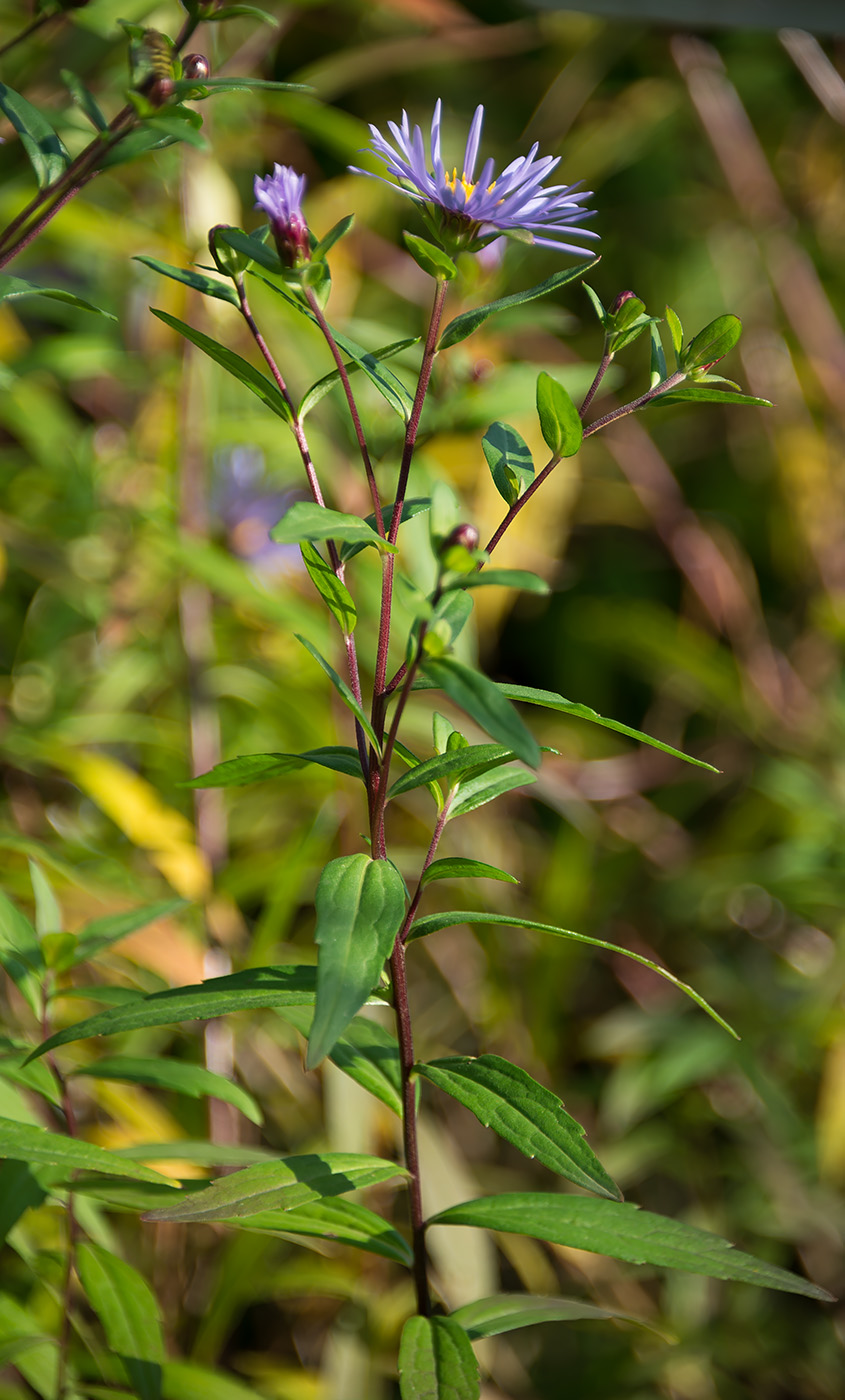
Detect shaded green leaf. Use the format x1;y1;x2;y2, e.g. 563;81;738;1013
0;888;44;1015
451;1293;650;1339
447;764;538;818
0;1040;60;1104
170;77;303;97
278;1006;402;1116
60;70;107;131
234;1197;413;1265
144;110;207;151
494;682;719;771
0;273;114;318
0;1117;177;1186
415;1055;620;1199
536;370;583;457
150;309;292;422
187;747;363;788
420;658;540;769
398;1315;480;1400
683;313;742;369
390;743;516;798
437;261;599;351
70;1056;263;1126
0;1161;49;1244
299;336;418;419
429;1195;834;1301
652;386;771;408
29;966;318;1060
403;232;458;281
442;568;549;594
134;256;238;306
405;911;736;1035
339;496;429;562
482;421;535;507
296;635;383;753
77;1243;164;1400
161;1360;266;1400
272;501;393;552
665;305;684;362
0;1295;57;1400
312;213;355;259
306;855;406;1068
0;82;70;188
144;1153;408;1223
649;321;668;387
300;541;357;632
419;858;517;888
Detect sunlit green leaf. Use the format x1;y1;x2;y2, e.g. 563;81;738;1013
419;858;517;887
0;1117;177;1186
77;1243;164;1400
187;748;363;788
0;82;70;188
0;274;115;318
278;1006;402;1116
151;309;292;420
451;1294;650;1339
482;421;535;507
420;658;540;768
536;370;583;458
389;743;517;798
403;232;458;281
134;256;238;306
398;1315;480;1400
271;502;393;552
437;261;599;350
70;1056;263;1126
296;635;383;753
300;542;357;632
235;1197;413;1265
0;888;44;1015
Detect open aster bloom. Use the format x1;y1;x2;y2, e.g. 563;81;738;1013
351;100;597;257
254;164;310;267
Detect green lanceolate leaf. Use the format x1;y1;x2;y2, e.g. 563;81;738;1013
70;1056;263;1126
77;1243;164;1400
134;256;238;306
0;274;114;318
60;70;108;131
441;568;549;594
0;1295;57;1400
429;1195;834;1301
306;855;407;1068
447;764;538;818
665;305;684;364
144;1153;408;1223
482;421;535;507
299;337;418;419
312;213;355;259
683;313;742;370
403;232;458;281
415;1055;620;1199
272;502;392;552
398;1315;480;1400
339;497;430;563
0;82;70;188
300;542;357;633
71;899;187;967
187;747;363;788
649;321;668;387
389;743;518;799
0;888;44;1015
438;260;599;351
536;370;583;458
494;682;719;771
0;1117;177;1187
651;386;771;408
406;912;736;1036
420;858;517;887
150;309;292;422
234;1197;413;1265
278;1006;402;1116
420;658;540;769
394;741;445;812
0;1040;60;1104
451;1293;648;1339
28;861;61;937
28;966;318;1061
295;635;383;754
0;1161;49;1244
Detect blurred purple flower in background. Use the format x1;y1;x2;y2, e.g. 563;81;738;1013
352;100;597;256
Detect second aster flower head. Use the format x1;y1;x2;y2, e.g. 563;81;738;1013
254;164;311;268
352;100;598;258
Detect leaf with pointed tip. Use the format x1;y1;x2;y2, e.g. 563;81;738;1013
306;855;406;1068
0;273;115;318
187;748;362;789
0;1117;177;1186
340;497;429;562
649;321;668;387
420;658;540;769
0;888;44;1015
482;421;535;507
278;1006;402;1116
403;232;458;281
651;386;771;408
296;635;383;754
300;542;357;633
60;70;108;131
233;1197;413;1265
406;911;736;1036
70;1056;263;1126
134;256;238;306
494;683;718;771
144;1153;408;1223
448;764;538;818
536;371;583;458
151;309;292;421
71;899;187;967
442;568;549;594
0;82;70;188
451;1294;652;1339
429;1195;834;1301
683;313;742;370
0;1161;49;1244
415;1055;620;1199
271;501;394;553
665;306;684;363
390;743;516;799
28;966;317;1061
419;858;517;888
437;261;599;351
299;337;418;419
77;1243;164;1400
399;1315;480;1400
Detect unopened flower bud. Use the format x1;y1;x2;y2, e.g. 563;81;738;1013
442;523;480;554
609;290;636;316
254;164;311;269
145;75;175;106
182;54;210;82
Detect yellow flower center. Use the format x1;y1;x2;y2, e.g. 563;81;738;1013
444;167;496;200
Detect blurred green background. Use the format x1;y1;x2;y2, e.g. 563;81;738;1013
1;1;843;1397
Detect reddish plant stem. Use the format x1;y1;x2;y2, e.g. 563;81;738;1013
579;349;613;418
389;938;430;1316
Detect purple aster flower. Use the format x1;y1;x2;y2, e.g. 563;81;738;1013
254;164;311;267
351;100;597;257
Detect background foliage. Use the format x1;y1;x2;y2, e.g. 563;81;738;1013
1;1;843;1396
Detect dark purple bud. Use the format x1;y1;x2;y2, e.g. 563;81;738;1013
182;54;210;82
145;75;175;106
442;523;480;554
609;290;637;316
